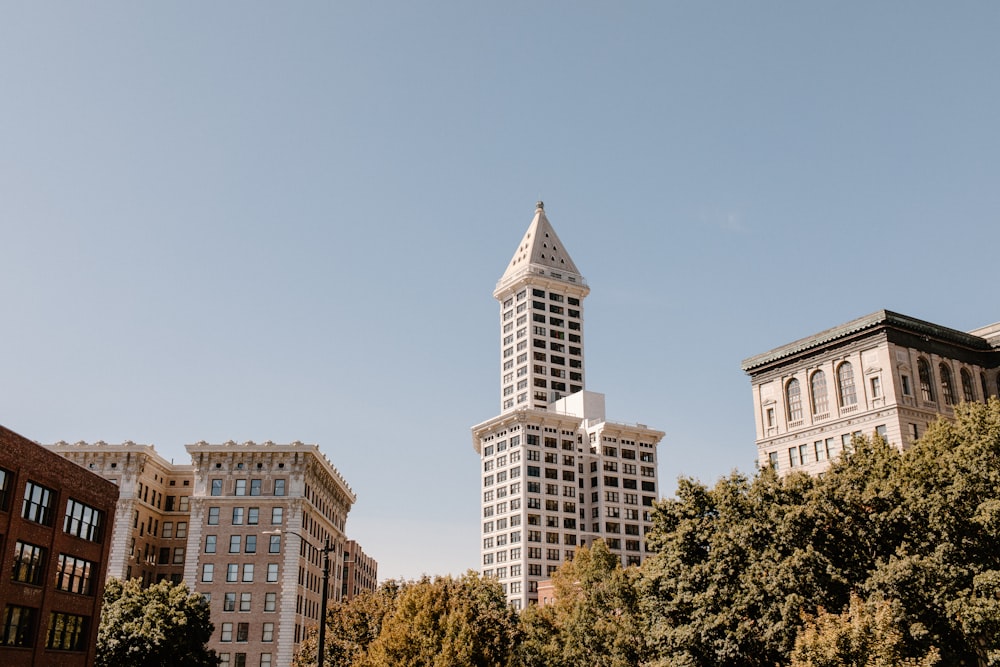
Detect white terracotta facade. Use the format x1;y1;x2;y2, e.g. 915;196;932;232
471;203;664;609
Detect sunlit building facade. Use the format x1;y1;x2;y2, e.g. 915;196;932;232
742;310;1000;475
472;202;665;609
50;441;193;588
49;439;368;667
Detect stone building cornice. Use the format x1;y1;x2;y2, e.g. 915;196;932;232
185;440;356;507
471;407;584;452
742;309;997;374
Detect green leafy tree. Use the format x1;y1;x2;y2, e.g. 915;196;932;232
519;540;647;667
949;570;1000;667
639;399;1000;666
293;581;401;667
288;399;1000;667
790;593;939;667
97;577;216;667
639;467;834;666
865;399;1000;666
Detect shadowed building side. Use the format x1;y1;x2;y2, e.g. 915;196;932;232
1;425;119;667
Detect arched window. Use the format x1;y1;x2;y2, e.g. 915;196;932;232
918;358;934;402
786;378;802;422
810;371;828;415
837;362;856;407
940;364;955;406
982;373;990;402
961;369;975;403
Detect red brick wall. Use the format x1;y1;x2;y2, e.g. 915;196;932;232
0;425;119;667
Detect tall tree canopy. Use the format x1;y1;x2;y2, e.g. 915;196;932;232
637;399;1000;667
638;467;826;666
519;540;646;667
290;400;1000;667
295;573;520;667
872;398;1000;666
97;577;216;667
294;581;400;667
362;572;521;667
790;593;940;667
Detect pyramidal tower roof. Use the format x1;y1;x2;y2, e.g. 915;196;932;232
497;202;584;290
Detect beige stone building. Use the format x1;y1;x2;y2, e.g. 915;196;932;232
49;439;366;667
742;310;1000;475
471;203;665;609
50;441;193;587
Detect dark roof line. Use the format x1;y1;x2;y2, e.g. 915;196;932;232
741;309;994;373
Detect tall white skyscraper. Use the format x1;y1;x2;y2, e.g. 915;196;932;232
472;202;665;609
493;202;589;412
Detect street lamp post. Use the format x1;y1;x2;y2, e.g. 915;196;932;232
317;536;331;667
265;530;335;667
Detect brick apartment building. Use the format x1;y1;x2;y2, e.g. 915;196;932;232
0;425;118;667
341;540;378;601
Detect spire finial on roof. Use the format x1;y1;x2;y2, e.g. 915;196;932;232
536;200;544;211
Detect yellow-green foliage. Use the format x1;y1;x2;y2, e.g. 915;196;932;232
294;573;520;667
790;594;939;667
295;400;1000;667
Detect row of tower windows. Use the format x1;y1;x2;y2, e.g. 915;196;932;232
481;434;521;456
503;295;580;320
483;468;523;486
483;451;523;471
501;340;582;361
483;517;523;532
482;479;653;514
504;283;583;391
483;498;525;517
501;289;580;307
502;325;583;345
485;499;574;518
485;535;644;565
483;537;648;568
501;353;584;372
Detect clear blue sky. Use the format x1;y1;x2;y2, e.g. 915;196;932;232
2;3;998;581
